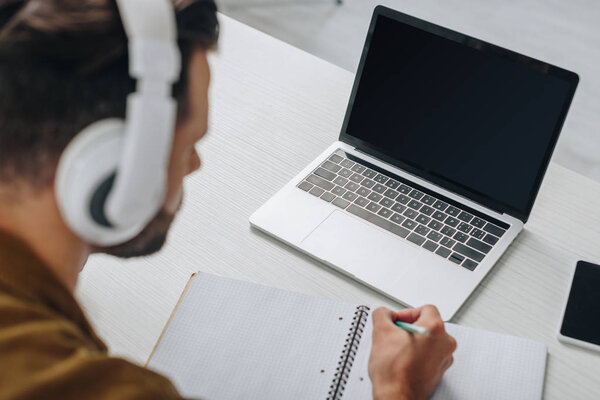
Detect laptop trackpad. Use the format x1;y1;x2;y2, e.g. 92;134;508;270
302;210;421;292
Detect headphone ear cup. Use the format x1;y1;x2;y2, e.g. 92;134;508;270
55;119;148;246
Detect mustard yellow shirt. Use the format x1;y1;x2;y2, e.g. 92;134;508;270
0;230;183;399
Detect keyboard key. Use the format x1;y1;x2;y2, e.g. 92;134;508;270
398;184;412;194
416;214;431;225
339;168;353;178
440;226;456;237
421;195;436;205
377;208;392;218
384;189;399;199
483;234;499;245
321;161;342;173
407;233;426;246
307;174;335;191
466;238;492;254
402;219;417;230
356;187;370;197
407;200;422;210
309;187;324;197
362;169;377;178
349;173;364;183
433;200;448;211
471;217;485;228
462;259;478;271
351;164;366;174
390;213;405;225
385;179;400;189
415;225;430;236
432;211;446;221
366;202;381;213
435;246;451;258
331;186;346;196
298;181;313;191
374;174;388;184
344;181;359;192
342;191;357;202
457;211;473;223
457;222;472;234
347;204;410;238
428;220;443;231
453;243;485;262
446;206;460;216
361;178;375;189
332;197;350;209
445;216;459;227
391;203;406;213
367;192;383;202
449;253;465;264
483;223;506;237
329;154;343;164
470;228;486;240
372;183;386;194
340;159;354;169
423;240;438;252
409;190;424;200
333;176;348;186
420;205;434;216
396;194;410;204
379;198;394;208
321;192;335;202
427;231;443;242
454;232;468;243
354;196;369;207
440;237;456;248
403;209;418;219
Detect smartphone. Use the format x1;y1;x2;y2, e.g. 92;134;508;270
557;261;600;352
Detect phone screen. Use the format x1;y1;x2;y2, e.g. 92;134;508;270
560;261;600;345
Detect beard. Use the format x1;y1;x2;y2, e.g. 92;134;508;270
95;197;182;258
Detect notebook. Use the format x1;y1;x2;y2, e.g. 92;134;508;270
147;273;547;400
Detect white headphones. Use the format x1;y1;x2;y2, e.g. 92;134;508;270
55;0;181;246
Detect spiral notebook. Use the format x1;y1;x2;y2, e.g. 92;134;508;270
147;273;547;400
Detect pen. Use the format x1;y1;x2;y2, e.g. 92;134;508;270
395;321;430;337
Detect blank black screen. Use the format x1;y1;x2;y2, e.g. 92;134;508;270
560;261;600;345
345;14;573;215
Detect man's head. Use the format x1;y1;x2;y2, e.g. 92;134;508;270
0;0;218;257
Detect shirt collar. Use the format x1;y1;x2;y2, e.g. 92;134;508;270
0;229;107;351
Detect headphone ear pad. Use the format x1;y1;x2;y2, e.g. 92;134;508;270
55;119;148;246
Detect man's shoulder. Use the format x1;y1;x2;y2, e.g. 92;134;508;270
0;291;182;399
0;289;101;369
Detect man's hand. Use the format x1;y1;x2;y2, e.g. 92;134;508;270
368;305;456;400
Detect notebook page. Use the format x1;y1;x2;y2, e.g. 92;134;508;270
432;323;547;400
344;321;546;400
148;273;361;400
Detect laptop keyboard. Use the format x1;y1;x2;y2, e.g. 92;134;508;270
296;150;507;271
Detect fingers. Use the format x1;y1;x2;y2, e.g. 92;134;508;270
441;355;454;372
394;307;423;323
372;307;396;329
415;305;445;333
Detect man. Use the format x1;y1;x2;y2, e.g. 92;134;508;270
0;0;456;399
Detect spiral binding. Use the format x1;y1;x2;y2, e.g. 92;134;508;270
326;305;370;400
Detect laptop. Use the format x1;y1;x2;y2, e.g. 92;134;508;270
250;6;579;320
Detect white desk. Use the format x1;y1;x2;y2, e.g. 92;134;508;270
77;15;600;399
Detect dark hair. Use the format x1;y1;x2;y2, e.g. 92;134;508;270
0;0;218;187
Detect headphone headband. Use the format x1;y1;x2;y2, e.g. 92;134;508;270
55;0;181;245
105;0;181;229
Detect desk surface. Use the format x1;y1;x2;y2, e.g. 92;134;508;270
77;15;600;400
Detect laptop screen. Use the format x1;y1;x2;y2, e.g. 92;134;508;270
340;7;578;221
